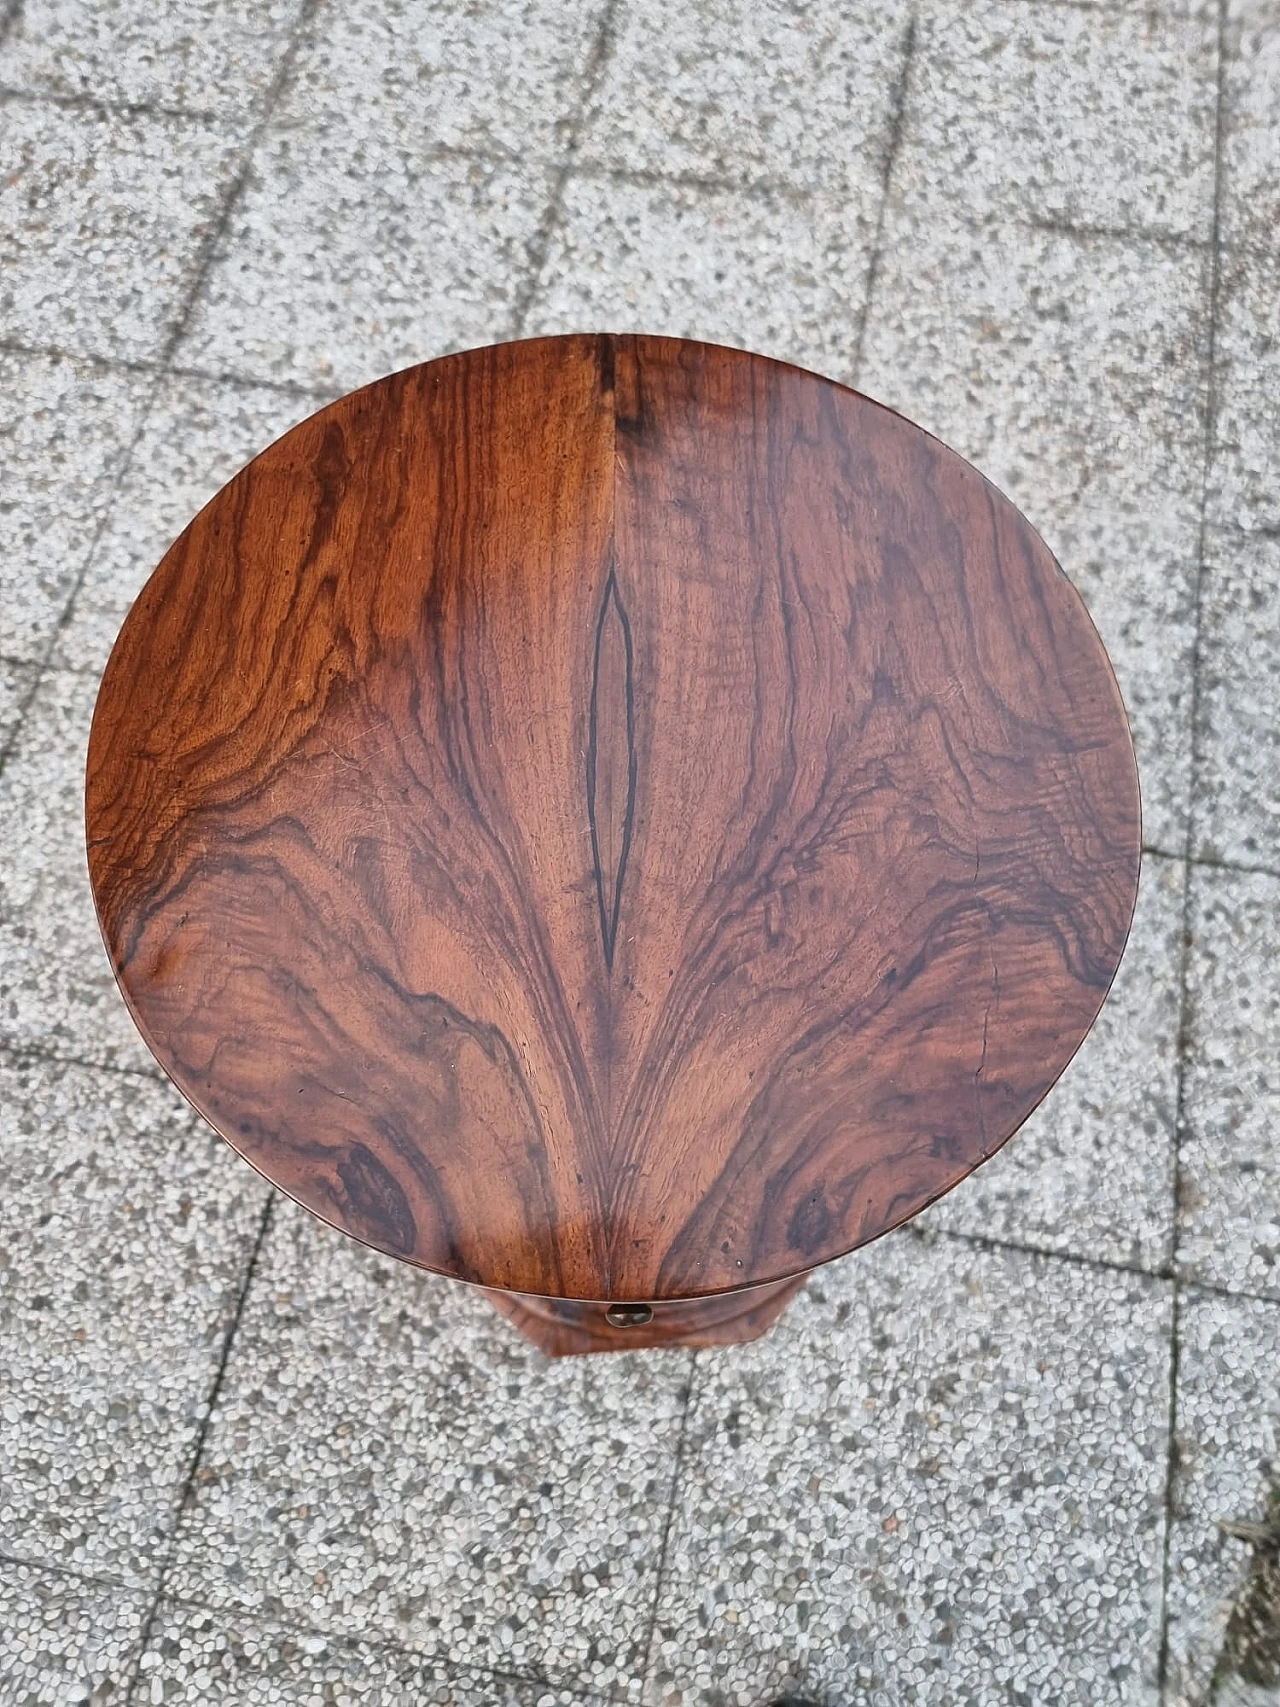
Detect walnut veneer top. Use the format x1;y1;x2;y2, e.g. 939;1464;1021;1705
86;334;1141;1302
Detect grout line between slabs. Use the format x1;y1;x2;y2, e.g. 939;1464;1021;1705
1025;212;1213;255
0;80;222;126
1144;843;1280;884
1018;0;1209;14
0;416;156;778
0;334;340;403
851;9;918;386
926;1223;1280;1310
0;1547;134;1596
123;1191;277;1707
1156;0;1230;1696
12;657;112;680
164;361;341;403
1;18;323;1686
145;1580;613;1704
1186;853;1280;884
155;0;323;373
508;0;621;339
921;1223;1172;1288
43;20;323;1657
0;1036;167;1083
574;160;806;199
638;1348;700;1697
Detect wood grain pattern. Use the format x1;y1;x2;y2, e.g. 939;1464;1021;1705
85;333;1141;1305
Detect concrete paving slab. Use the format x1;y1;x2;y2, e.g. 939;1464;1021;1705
1209;247;1280;538
0;1558;150;1707
0;95;245;365
1195;527;1280;868
1181;866;1280;1303
577;0;910;195
176;128;552;392
1164;1286;1280;1707
165;1198;691;1699
0;0;304;119
137;1601;608;1705
650;1229;1171;1707
901;0;1218;242
282;0;602;163
0;1052;268;1584
0;348;153;663
0;661;37;755
1221;0;1280;253
0;670;160;1072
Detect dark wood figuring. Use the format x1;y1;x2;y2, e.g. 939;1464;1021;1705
86;334;1140;1342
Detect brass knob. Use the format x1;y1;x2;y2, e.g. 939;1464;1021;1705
605;1303;654;1328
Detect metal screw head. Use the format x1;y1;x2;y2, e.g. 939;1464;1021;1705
605;1303;654;1327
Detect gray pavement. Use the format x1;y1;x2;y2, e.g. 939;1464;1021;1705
0;1;1277;1702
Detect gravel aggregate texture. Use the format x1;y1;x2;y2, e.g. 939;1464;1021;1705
0;0;1276;1700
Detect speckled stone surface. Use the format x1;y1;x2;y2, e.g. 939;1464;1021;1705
922;851;1181;1273
860;208;1208;855
1196;528;1280;868
1164;1287;1280;1707
0;349;153;663
171;0;587;391
137;1604;607;1706
53;374;321;677
0;96;242;364
902;0;1218;240
0;0;1278;1702
0;661;38;754
0;1558;150;1707
0;1053;269;1584
0;670;160;1071
176;134;552;391
164;1199;690;1698
281;0;603;162
0;0;304;117
1221;0;1280;252
1209;249;1280;538
576;0;911;194
1181;867;1280;1303
650;1230;1171;1707
526;174;876;380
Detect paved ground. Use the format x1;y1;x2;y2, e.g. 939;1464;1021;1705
1;1;1278;1703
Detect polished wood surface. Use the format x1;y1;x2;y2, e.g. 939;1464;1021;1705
86;333;1141;1308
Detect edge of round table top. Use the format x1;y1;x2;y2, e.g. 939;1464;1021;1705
85;333;1142;1305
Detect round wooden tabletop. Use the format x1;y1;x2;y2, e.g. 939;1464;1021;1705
86;334;1141;1304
